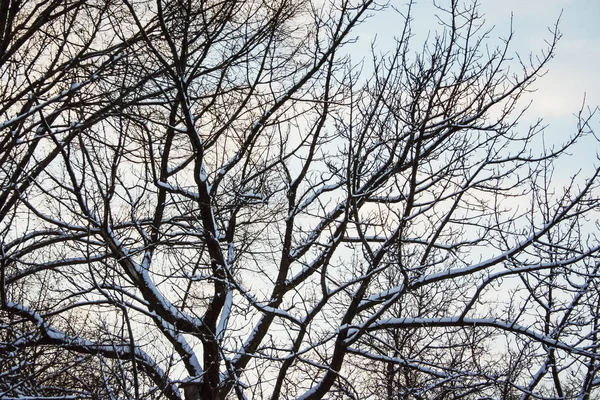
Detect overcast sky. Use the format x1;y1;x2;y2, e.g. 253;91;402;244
354;0;600;180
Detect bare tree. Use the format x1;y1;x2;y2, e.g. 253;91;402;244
1;0;599;399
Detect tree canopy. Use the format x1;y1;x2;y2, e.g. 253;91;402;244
1;0;599;399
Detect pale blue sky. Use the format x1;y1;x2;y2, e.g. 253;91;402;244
478;0;600;180
353;0;600;180
482;0;599;118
